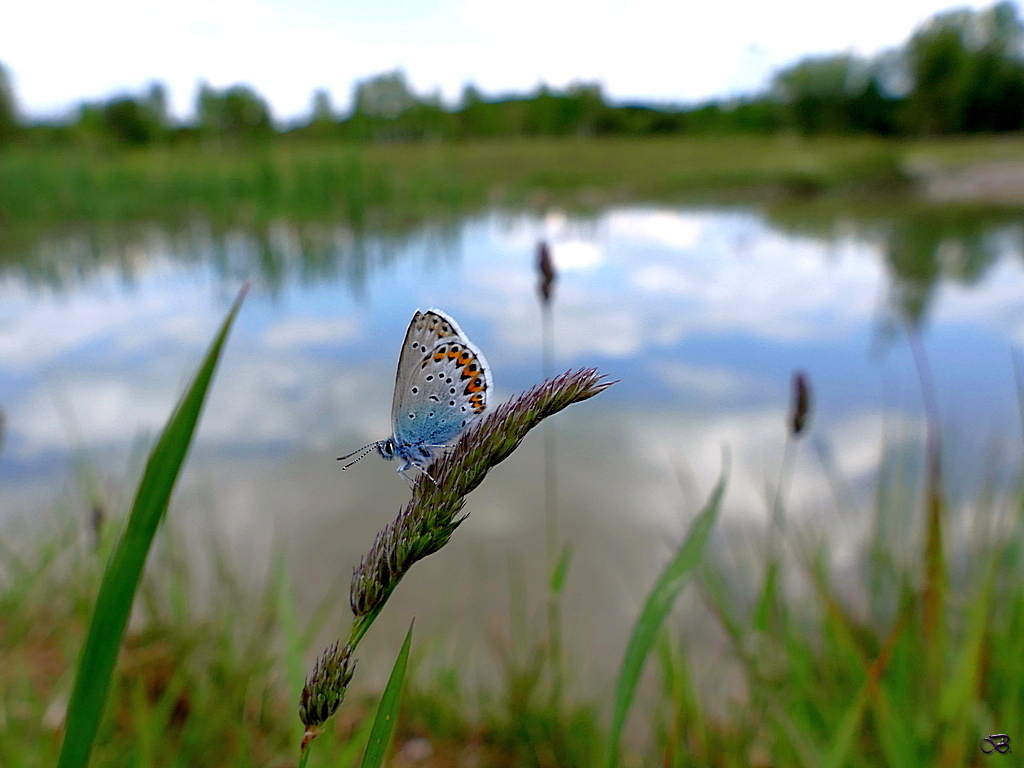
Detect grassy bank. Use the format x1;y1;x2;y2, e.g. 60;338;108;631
0;135;937;235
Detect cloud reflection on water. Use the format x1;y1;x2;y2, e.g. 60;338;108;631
1;203;1022;690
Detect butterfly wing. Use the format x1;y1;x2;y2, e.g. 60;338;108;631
391;309;461;427
391;309;492;453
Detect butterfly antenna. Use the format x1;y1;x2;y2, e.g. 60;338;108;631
337;442;380;469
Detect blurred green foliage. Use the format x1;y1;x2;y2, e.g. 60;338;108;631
0;61;19;144
2;3;1024;149
905;1;1024;134
196;83;274;143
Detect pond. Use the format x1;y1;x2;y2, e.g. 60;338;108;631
2;202;1022;696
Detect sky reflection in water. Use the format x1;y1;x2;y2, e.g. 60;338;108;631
2;205;1022;693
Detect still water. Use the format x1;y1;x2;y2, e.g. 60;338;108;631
2;203;1023;694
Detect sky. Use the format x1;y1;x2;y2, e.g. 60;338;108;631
1;0;1010;123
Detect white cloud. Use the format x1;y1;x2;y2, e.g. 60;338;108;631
608;210;704;250
933;258;1024;342
262;317;359;350
608;406;914;532
653;362;746;397
551;240;602;271
464;208;885;359
627;222;884;342
557;307;643;357
14;378;176;453
8;354;391;458
632;265;694;295
0;279;162;368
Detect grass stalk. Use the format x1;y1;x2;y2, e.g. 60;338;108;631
299;368;614;756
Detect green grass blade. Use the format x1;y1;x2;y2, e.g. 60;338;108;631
606;476;725;768
56;286;248;768
550;542;573;594
936;558;997;762
820;681;870;768
359;621;415;768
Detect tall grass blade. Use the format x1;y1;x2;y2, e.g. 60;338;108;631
606;476;725;768
359;621;414;768
909;333;947;704
550;543;572;594
56;286;248;768
936;559;997;763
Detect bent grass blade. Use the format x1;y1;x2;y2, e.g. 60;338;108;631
56;285;248;768
606;476;725;768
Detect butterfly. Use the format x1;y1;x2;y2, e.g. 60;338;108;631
338;309;492;483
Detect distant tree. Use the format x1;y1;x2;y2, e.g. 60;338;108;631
905;10;975;133
196;82;274;140
399;88;452;140
565;82;605;135
594;103;657;135
773;54;869;133
905;2;1024;134
70;86;170;147
352;70;418;119
459;84;483;110
961;2;1024;131
100;97;153;145
301;88;337;138
518;82;606;136
0;61;19;144
310;88;334;123
457;84;512;137
144;81;170;138
345;70;457;141
772;53;903;134
524;84;558;135
847;77;898;134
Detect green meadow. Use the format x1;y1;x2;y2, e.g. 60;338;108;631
0;134;974;235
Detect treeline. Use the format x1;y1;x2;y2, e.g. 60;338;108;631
1;1;1023;148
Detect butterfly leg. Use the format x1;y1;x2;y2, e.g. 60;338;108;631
397;464;437;486
397;462;417;489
